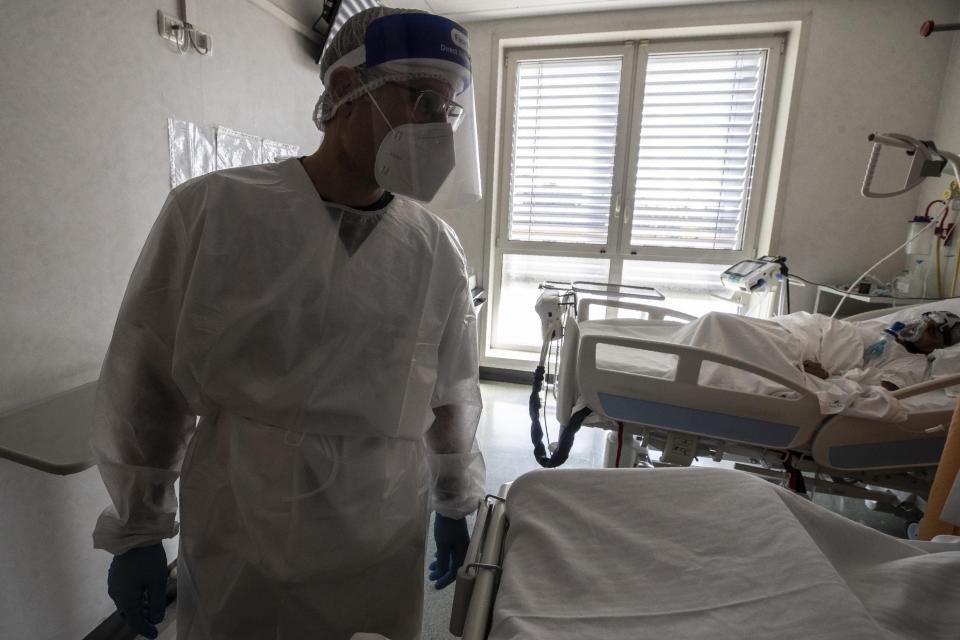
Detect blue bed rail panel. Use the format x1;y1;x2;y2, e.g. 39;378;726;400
598;393;800;448
828;438;945;469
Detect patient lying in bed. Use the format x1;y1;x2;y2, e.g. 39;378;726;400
627;309;960;420
797;310;959;391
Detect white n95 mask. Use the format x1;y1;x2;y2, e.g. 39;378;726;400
375;122;455;202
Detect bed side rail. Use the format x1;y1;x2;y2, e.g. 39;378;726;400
577;298;697;323
452;484;511;639
891;372;960;401
580;334;813;397
556;303;691;425
577;334;824;449
812;412;950;471
811;373;960;471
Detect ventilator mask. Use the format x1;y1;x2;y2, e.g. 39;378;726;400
894;311;960;353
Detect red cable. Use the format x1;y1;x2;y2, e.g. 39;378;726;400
939;204;955;242
925;200;952;240
925;199;946;217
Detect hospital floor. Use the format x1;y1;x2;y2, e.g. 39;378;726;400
149;381;910;640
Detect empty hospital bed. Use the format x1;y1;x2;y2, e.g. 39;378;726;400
450;468;960;639
535;294;960;511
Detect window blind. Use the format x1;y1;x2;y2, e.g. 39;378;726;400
508;57;623;244
631;50;767;250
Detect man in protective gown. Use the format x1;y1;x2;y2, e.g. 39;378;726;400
92;8;486;640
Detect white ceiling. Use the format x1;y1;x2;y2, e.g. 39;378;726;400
267;0;755;27
398;0;754;22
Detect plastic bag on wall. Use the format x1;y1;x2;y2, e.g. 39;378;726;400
216;126;263;170
168;118;216;188
263;139;300;163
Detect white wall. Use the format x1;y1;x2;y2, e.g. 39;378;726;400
451;0;958;320
0;1;322;637
0;0;323;414
914;8;960;287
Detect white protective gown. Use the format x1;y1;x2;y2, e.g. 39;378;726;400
92;158;485;640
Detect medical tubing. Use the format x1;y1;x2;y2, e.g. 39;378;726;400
928;201;950;297
925;199;947;217
538;406;591;469
939;203;960;295
943;159;960;296
831;217;938;318
529;367;591;468
529;365;546;453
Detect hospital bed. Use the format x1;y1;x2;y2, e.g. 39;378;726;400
540;296;960;511
450;468;960;639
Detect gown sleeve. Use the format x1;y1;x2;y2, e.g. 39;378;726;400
425;234;486;519
92;191;201;554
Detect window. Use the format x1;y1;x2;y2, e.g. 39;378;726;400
490;37;781;355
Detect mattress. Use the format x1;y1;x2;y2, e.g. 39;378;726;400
488;468;960;640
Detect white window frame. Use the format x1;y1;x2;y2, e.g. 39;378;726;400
488;35;784;357
621;37;783;264
498;42;638;257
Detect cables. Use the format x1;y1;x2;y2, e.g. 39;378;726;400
830;217;940;318
777;260;791;314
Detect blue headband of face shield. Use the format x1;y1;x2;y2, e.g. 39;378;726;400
360;13;472;94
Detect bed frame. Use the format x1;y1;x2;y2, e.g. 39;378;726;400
553;299;960;505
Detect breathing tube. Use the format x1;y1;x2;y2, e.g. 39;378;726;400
529;365;592;468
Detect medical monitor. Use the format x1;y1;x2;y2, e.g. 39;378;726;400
725;260;768;277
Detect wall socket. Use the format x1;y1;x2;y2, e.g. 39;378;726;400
157;10;185;45
156;9;212;54
193;30;212;52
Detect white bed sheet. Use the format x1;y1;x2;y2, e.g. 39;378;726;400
489;468;960;640
581;313;958;419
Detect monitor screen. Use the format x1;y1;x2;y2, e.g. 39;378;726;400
725;260;766;277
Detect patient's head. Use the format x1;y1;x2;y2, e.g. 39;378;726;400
894;311;960;354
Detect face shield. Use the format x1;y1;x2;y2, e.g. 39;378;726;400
315;11;481;206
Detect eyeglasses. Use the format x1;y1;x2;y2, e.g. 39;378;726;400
388;83;465;130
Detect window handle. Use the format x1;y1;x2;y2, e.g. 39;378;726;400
613;192;623;220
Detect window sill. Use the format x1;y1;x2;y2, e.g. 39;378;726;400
482;347;541;372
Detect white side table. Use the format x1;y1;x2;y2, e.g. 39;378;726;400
813;285;934;318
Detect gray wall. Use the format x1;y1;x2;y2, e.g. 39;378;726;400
0;1;322;637
449;0;957;327
0;0;323;414
915;9;960;231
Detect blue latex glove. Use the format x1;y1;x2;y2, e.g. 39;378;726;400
107;543;168;639
429;513;470;590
